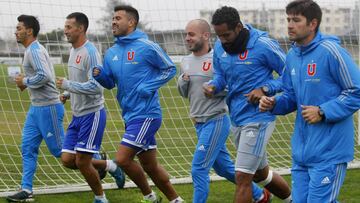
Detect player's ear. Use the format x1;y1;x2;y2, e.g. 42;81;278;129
203;32;211;41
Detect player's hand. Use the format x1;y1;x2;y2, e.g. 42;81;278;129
93;67;101;77
301;105;322;124
259;96;275;112
203;83;215;98
59;94;68;104
244;88;265;104
56;77;64;89
15;74;27;91
182;73;190;81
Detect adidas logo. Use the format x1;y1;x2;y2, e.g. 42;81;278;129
321;176;331;184
291;68;295;75
112;55;118;61
221;52;227;57
47;132;53;138
198;145;206;151
246;131;256;138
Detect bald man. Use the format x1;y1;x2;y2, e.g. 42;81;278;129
177;19;271;203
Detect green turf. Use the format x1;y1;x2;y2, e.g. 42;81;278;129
0;169;359;202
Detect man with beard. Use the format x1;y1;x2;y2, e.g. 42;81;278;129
204;6;292;203
178;19;271;203
93;5;183;203
7;15;65;202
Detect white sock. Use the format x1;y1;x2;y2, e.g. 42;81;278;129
95;193;106;200
144;191;157;201
283;195;292;203
105;160;117;172
170;196;184;203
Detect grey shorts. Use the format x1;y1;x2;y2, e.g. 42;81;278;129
231;121;275;174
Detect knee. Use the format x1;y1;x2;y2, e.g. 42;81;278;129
115;155;131;169
191;165;207;178
61;154;76;169
235;171;253;187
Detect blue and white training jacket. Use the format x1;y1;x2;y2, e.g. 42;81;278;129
272;32;360;166
210;24;285;126
94;29;176;123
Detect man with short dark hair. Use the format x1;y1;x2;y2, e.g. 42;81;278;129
7;15;65;202
57;12;125;203
204;6;292;203
260;0;360;202
93;5;183;203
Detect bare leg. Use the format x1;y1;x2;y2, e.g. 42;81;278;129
254;165;291;199
76;152;103;196
138;149;178;201
115;145;152;195
234;171;253;203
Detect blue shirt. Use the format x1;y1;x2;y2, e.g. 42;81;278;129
210;24;285;126
94;29;176;123
273;32;360;165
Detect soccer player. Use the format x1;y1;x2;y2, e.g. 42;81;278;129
178;19;271;203
6;15;65;202
203;6;292;203
93;5;183;203
259;0;360;202
56;12;125;203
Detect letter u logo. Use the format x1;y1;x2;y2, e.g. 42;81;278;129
202;62;211;71
307;63;316;76
239;50;248;60
75;55;81;64
127;51;135;61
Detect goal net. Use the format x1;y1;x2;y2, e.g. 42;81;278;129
0;0;359;196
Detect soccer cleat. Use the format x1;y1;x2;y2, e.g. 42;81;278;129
256;188;273;203
109;161;126;189
93;197;109;203
140;196;163;203
94;151;107;180
6;190;34;202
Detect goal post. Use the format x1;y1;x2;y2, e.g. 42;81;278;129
0;0;359;196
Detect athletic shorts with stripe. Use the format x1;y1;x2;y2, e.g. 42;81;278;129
62;108;106;154
231;121;275;174
121;118;161;153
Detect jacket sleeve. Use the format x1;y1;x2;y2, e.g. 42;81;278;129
272;63;297;115
261;38;286;95
320;45;360;122
23;49;51;88
208;48;226;94
93;53;116;90
177;63;189;98
137;43;176;98
62;50;103;95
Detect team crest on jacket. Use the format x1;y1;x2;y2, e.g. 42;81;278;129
75;55;81;64
307;62;317;76
127;50;135;61
238;50;248;60
202;61;212;72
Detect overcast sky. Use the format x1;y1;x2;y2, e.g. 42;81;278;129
0;0;357;39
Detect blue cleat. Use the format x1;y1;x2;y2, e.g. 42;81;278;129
109;160;125;189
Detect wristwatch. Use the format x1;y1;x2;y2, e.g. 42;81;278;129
261;86;270;95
